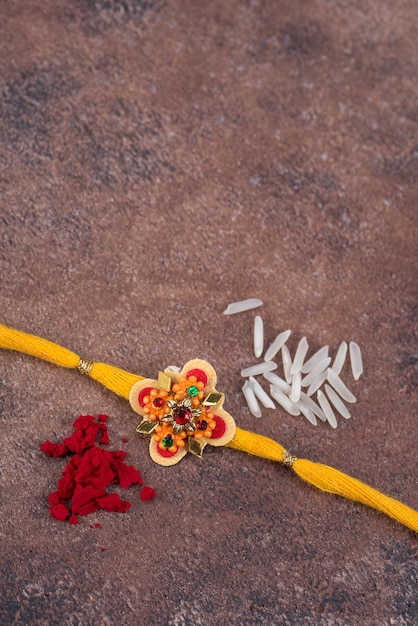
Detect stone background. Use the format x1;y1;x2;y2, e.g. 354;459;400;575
0;1;417;624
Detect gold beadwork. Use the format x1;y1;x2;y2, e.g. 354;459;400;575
77;358;94;375
281;451;297;467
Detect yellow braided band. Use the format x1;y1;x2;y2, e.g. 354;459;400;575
226;428;418;532
0;322;417;534
0;323;143;398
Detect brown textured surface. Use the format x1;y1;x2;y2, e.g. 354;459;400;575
0;1;417;624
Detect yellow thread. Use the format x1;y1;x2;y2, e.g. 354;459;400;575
0;324;80;368
227;428;418;533
0;323;144;399
0;321;417;533
292;458;418;533
89;362;143;399
226;427;287;461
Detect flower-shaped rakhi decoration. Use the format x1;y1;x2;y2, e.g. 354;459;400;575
130;359;236;466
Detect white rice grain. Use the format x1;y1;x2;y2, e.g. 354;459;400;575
269;385;301;416
291;336;309;375
296;399;318;426
306;370;328;396
301;356;331;387
281;344;293;384
349;341;363;380
249;376;275;409
326;368;357;403
324;384;351;419
301;345;329;374
299;392;326;422
242;381;262;417
317;390;338;429
241;361;277;377
223;298;263;314
264;329;292;362
253;315;264;358
290;372;302;403
332;341;348;375
263;371;291;394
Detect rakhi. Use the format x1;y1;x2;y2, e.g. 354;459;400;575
1;322;417;533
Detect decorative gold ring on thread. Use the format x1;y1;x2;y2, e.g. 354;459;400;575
77;358;94;375
281;451;297;467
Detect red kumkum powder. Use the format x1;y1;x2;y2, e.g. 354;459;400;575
40;414;156;523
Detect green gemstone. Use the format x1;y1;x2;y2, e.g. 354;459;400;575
162;434;174;448
187;385;199;397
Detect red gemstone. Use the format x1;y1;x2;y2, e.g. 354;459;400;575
173;406;192;425
153;397;164;407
